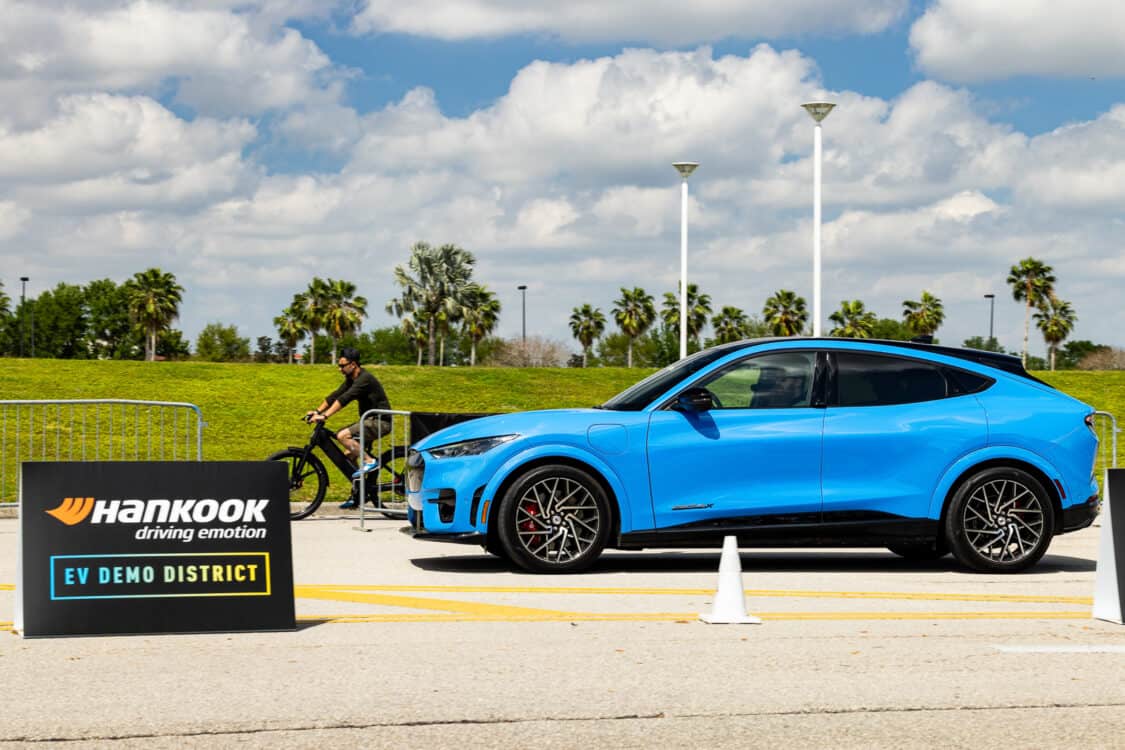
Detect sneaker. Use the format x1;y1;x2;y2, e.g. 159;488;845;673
338;500;358;510
350;458;379;479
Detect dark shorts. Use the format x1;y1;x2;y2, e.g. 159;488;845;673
346;414;394;447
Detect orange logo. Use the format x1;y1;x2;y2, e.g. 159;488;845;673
46;497;95;526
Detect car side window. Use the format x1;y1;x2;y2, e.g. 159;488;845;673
696;351;816;409
833;352;949;407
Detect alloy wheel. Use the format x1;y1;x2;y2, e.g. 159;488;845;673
961;478;1046;565
514;476;602;565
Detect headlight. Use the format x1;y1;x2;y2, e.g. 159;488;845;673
427;434;518;459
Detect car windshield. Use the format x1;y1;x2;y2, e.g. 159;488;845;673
600;341;751;411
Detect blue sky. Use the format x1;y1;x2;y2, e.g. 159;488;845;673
2;0;1125;361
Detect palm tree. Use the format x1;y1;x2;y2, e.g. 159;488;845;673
612;287;656;368
829;300;877;338
0;281;10;318
400;313;429;366
321;279;368;363
1034;297;1077;371
387;242;476;365
902;291;945;337
460;285;502;366
273;306;305;364
569;304;607;367
1007;257;1056;367
661;283;712;349
762;290;808;337
292;278;331;365
711;306;748;344
124;268;184;361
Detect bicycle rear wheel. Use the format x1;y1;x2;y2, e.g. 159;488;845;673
269;448;328;520
365;446;409;519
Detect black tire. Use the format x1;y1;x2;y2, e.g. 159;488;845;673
484;537;511;561
887;540;949;561
496;464;611;573
268;448;328;521
944;466;1055;573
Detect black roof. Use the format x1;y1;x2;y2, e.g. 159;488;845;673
735;337;1042;383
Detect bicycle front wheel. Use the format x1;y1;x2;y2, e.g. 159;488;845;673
269;448;328;520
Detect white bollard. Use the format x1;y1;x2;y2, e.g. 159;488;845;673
699;535;761;625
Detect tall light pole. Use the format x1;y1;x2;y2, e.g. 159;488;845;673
673;162;698;359
18;276;28;358
802;102;835;337
517;285;527;343
984;293;996;344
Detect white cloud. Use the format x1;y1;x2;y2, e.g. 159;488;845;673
0;202;31;241
911;0;1125;82
349;45;822;186
0;0;338;121
1014;106;1125;209
0;94;255;184
3;35;1125;357
353;0;906;44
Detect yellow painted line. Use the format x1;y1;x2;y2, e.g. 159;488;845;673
297;610;1092;624
0;584;13;591
295;584;1092;606
294;586;576;619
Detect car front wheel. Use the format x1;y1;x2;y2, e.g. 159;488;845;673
496;464;611;573
945;467;1054;573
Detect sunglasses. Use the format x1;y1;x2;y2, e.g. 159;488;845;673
337;361;354;370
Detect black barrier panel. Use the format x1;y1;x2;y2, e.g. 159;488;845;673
19;461;295;637
1110;470;1125;616
409;412;495;441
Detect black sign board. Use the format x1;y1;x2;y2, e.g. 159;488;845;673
1095;469;1124;624
17;461;295;637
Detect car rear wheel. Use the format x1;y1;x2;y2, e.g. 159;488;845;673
496;464;611;573
945;467;1054;573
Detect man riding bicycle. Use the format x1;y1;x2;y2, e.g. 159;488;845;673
306;346;391;509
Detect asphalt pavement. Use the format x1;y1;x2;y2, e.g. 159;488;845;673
2;513;1124;748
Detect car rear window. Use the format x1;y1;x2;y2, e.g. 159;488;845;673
834;352;949;407
943;367;994;396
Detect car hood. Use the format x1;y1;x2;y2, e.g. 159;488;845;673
413;408;611;450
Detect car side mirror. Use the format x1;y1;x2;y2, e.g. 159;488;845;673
675;387;714;412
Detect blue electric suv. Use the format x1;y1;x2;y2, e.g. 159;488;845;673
405;339;1100;573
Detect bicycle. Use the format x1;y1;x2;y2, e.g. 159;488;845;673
268;416;408;520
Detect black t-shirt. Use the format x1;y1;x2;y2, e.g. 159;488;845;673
325;368;390;417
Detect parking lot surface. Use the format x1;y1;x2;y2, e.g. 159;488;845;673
2;514;1124;748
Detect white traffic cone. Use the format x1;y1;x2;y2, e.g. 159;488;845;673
699;535;761;624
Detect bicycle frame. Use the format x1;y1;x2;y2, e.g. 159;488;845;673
305;421;358;480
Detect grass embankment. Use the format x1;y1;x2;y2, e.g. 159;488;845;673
0;361;1121;501
0;360;650;463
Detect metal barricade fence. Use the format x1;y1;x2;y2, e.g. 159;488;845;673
1092;411;1119;471
0;400;205;506
356;408;413;530
353;410;494;530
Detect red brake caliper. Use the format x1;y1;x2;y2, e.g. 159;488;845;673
520;501;542;549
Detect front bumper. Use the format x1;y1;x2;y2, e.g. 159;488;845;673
399;524;486;545
405;447;495;536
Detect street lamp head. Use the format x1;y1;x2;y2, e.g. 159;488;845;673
517;285;527;291
672;162;699;180
983;293;995;299
19;276;29;283
802;102;836;123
